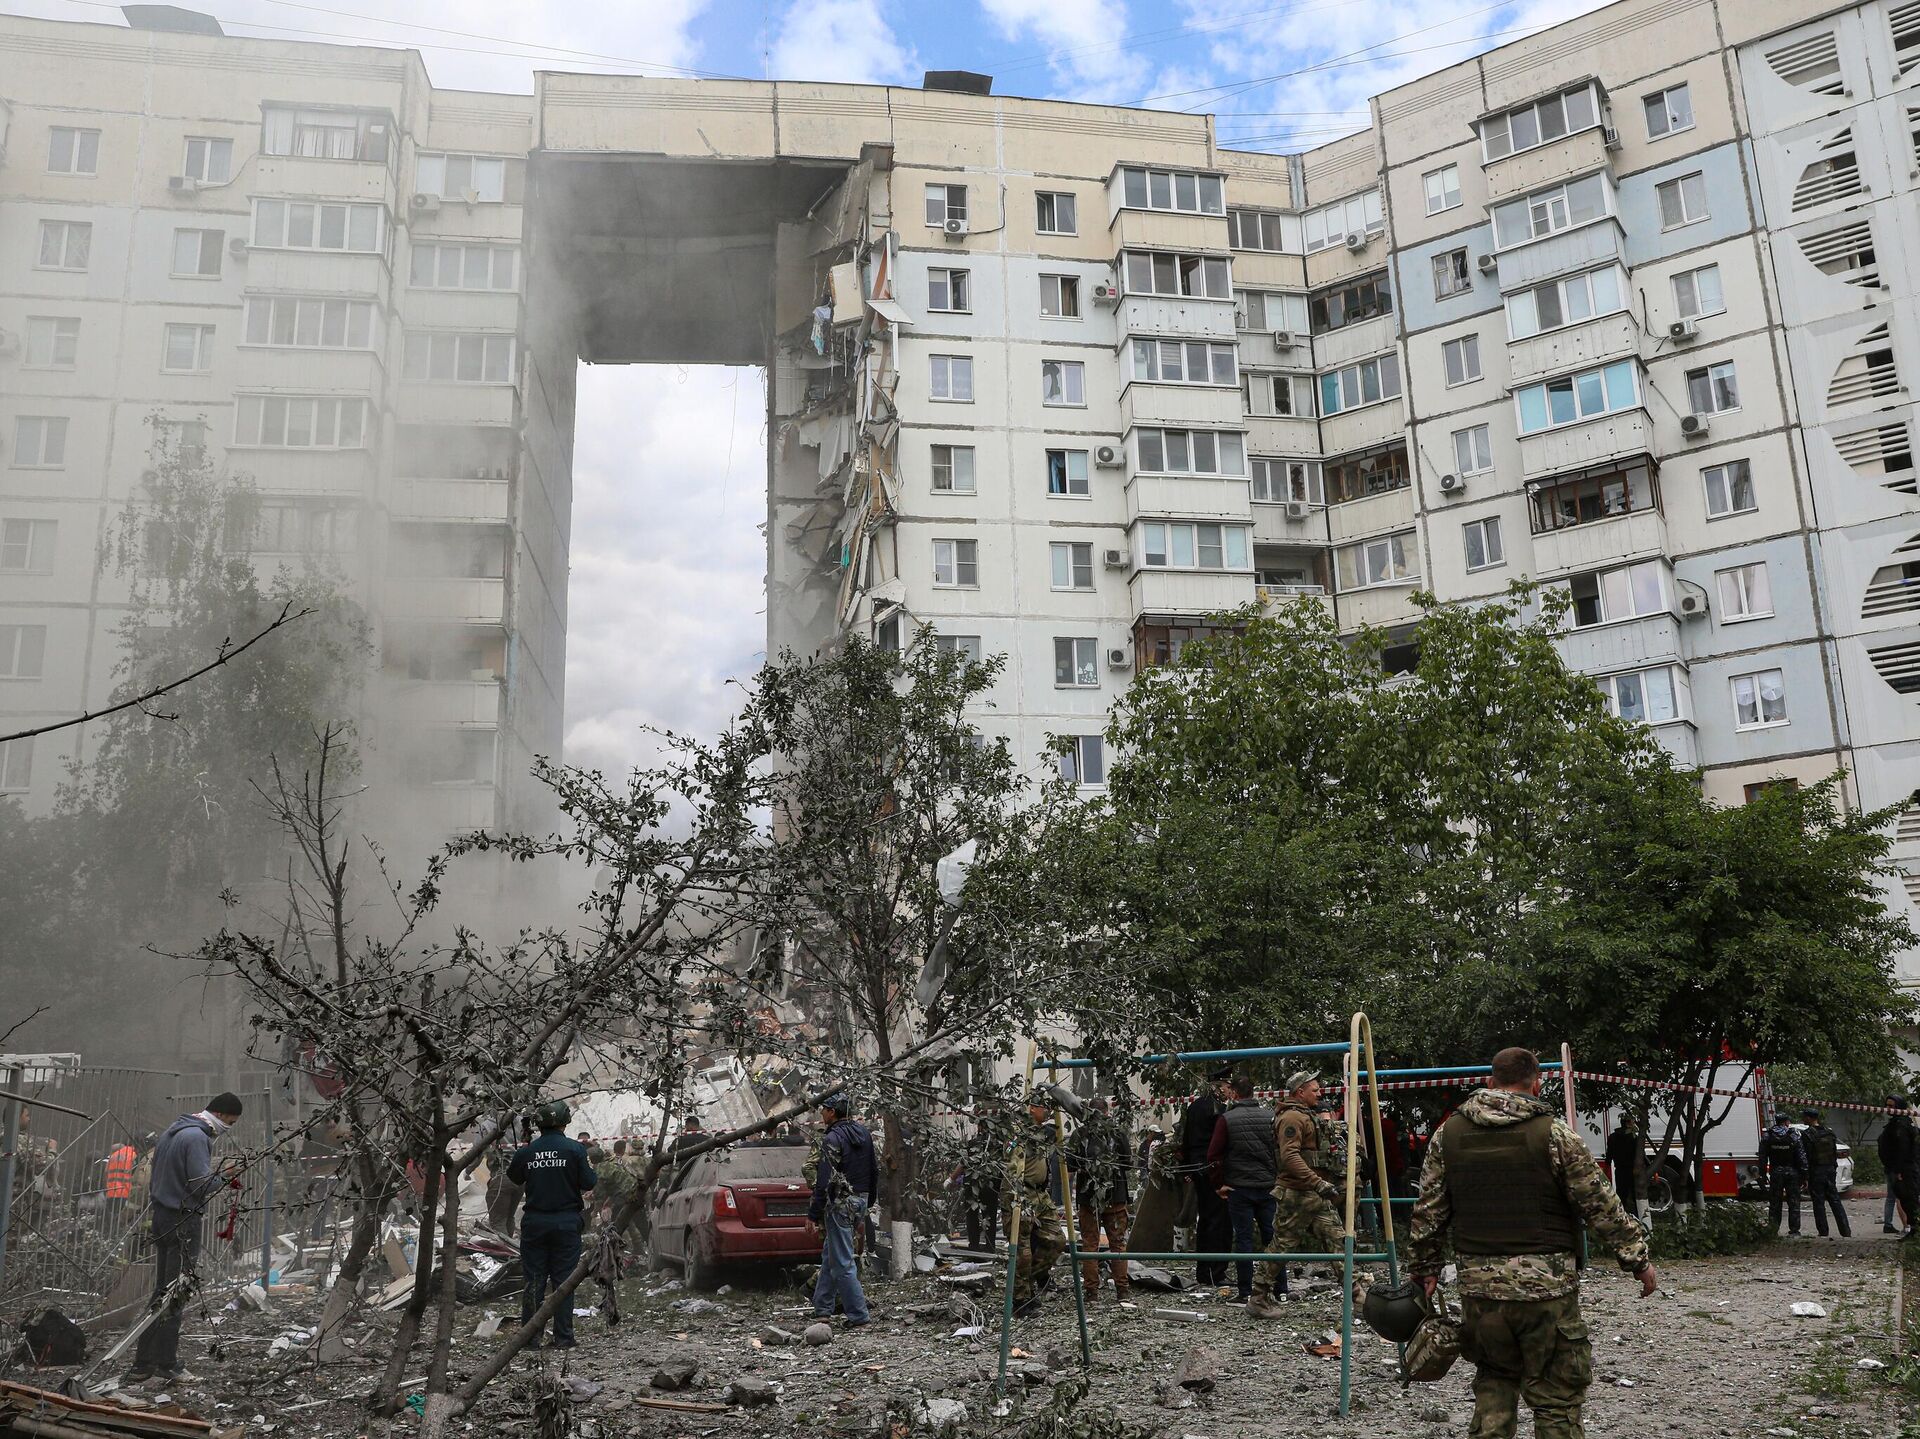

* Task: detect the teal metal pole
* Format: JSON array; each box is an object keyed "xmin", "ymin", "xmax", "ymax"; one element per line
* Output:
[
  {"xmin": 1066, "ymin": 1219, "xmax": 1091, "ymax": 1372},
  {"xmin": 1339, "ymin": 1232, "xmax": 1356, "ymax": 1417}
]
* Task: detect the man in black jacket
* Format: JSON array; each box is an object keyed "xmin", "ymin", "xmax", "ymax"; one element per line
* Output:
[
  {"xmin": 508, "ymin": 1100, "xmax": 597, "ymax": 1349},
  {"xmin": 1206, "ymin": 1077, "xmax": 1277, "ymax": 1303},
  {"xmin": 1180, "ymin": 1064, "xmax": 1234, "ymax": 1288},
  {"xmin": 1604, "ymin": 1115, "xmax": 1648, "ymax": 1220},
  {"xmin": 1798, "ymin": 1109, "xmax": 1850, "ymax": 1239},
  {"xmin": 1067, "ymin": 1097, "xmax": 1133, "ymax": 1300},
  {"xmin": 808, "ymin": 1094, "xmax": 876, "ymax": 1325},
  {"xmin": 1758, "ymin": 1113, "xmax": 1807, "ymax": 1237},
  {"xmin": 1880, "ymin": 1097, "xmax": 1918, "ymax": 1236}
]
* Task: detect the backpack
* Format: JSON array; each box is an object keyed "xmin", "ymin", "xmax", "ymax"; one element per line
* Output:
[{"xmin": 1400, "ymin": 1288, "xmax": 1462, "ymax": 1383}]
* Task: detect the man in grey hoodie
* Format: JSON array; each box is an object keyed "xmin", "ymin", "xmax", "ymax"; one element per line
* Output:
[{"xmin": 125, "ymin": 1091, "xmax": 243, "ymax": 1386}]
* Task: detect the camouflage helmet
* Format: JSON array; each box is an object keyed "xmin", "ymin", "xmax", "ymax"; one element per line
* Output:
[
  {"xmin": 533, "ymin": 1099, "xmax": 571, "ymax": 1130},
  {"xmin": 1362, "ymin": 1279, "xmax": 1427, "ymax": 1344}
]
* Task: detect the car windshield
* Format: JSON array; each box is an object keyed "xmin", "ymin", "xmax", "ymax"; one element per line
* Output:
[{"xmin": 663, "ymin": 1140, "xmax": 808, "ymax": 1195}]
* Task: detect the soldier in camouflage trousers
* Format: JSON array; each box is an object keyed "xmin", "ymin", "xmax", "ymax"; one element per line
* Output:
[
  {"xmin": 1408, "ymin": 1048, "xmax": 1656, "ymax": 1439},
  {"xmin": 1005, "ymin": 1097, "xmax": 1069, "ymax": 1315},
  {"xmin": 1248, "ymin": 1072, "xmax": 1352, "ymax": 1317}
]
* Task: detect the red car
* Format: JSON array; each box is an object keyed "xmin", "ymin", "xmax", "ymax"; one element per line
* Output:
[{"xmin": 648, "ymin": 1140, "xmax": 822, "ymax": 1288}]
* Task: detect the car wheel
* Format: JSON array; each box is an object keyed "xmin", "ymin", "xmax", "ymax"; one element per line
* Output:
[
  {"xmin": 687, "ymin": 1233, "xmax": 720, "ymax": 1291},
  {"xmin": 1649, "ymin": 1160, "xmax": 1684, "ymax": 1214}
]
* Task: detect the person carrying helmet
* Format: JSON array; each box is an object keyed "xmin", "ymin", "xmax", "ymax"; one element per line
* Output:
[{"xmin": 508, "ymin": 1099, "xmax": 597, "ymax": 1349}]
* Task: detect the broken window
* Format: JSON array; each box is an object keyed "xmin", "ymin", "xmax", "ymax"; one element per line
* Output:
[
  {"xmin": 263, "ymin": 106, "xmax": 391, "ymax": 163},
  {"xmin": 1041, "ymin": 359, "xmax": 1086, "ymax": 406},
  {"xmin": 1046, "ymin": 450, "xmax": 1090, "ymax": 497},
  {"xmin": 1059, "ymin": 735, "xmax": 1105, "ymax": 786},
  {"xmin": 1308, "ymin": 271, "xmax": 1392, "ymax": 333},
  {"xmin": 1432, "ymin": 248, "xmax": 1471, "ymax": 300}
]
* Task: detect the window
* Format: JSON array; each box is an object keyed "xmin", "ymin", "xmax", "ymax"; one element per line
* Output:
[
  {"xmin": 47, "ymin": 126, "xmax": 100, "ymax": 175},
  {"xmin": 933, "ymin": 633, "xmax": 983, "ymax": 663},
  {"xmin": 24, "ymin": 317, "xmax": 79, "ymax": 369},
  {"xmin": 37, "ymin": 220, "xmax": 91, "ymax": 270},
  {"xmin": 0, "ymin": 624, "xmax": 47, "ymax": 680},
  {"xmin": 251, "ymin": 199, "xmax": 383, "ymax": 253},
  {"xmin": 1132, "ymin": 339, "xmax": 1236, "ymax": 386},
  {"xmin": 1050, "ymin": 541, "xmax": 1094, "ymax": 589},
  {"xmin": 1685, "ymin": 360, "xmax": 1740, "ymax": 416},
  {"xmin": 1715, "ymin": 561, "xmax": 1773, "ymax": 621},
  {"xmin": 1301, "ymin": 189, "xmax": 1383, "ymax": 253},
  {"xmin": 1134, "ymin": 427, "xmax": 1246, "ymax": 475},
  {"xmin": 1320, "ymin": 353, "xmax": 1403, "ymax": 415},
  {"xmin": 263, "ymin": 107, "xmax": 390, "ymax": 162},
  {"xmin": 0, "ymin": 520, "xmax": 56, "ymax": 572},
  {"xmin": 1453, "ymin": 424, "xmax": 1494, "ymax": 476},
  {"xmin": 415, "ymin": 152, "xmax": 506, "ymax": 202},
  {"xmin": 1480, "ymin": 84, "xmax": 1600, "ymax": 161},
  {"xmin": 1743, "ymin": 777, "xmax": 1799, "ymax": 803},
  {"xmin": 1334, "ymin": 531, "xmax": 1419, "ymax": 590},
  {"xmin": 1142, "ymin": 522, "xmax": 1250, "ymax": 570},
  {"xmin": 928, "ymin": 267, "xmax": 970, "ymax": 312},
  {"xmin": 12, "ymin": 417, "xmax": 67, "ymax": 468},
  {"xmin": 162, "ymin": 324, "xmax": 215, "ymax": 373},
  {"xmin": 1241, "ymin": 372, "xmax": 1315, "ymax": 418},
  {"xmin": 1239, "ymin": 290, "xmax": 1308, "ymax": 332},
  {"xmin": 0, "ymin": 737, "xmax": 31, "ymax": 792},
  {"xmin": 1529, "ymin": 459, "xmax": 1659, "ymax": 532},
  {"xmin": 1059, "ymin": 735, "xmax": 1106, "ymax": 786},
  {"xmin": 933, "ymin": 538, "xmax": 978, "ymax": 587},
  {"xmin": 1516, "ymin": 360, "xmax": 1638, "ymax": 433},
  {"xmin": 1441, "ymin": 335, "xmax": 1482, "ymax": 386},
  {"xmin": 875, "ymin": 612, "xmax": 902, "ymax": 654},
  {"xmin": 1506, "ymin": 266, "xmax": 1626, "ymax": 339},
  {"xmin": 1047, "ymin": 450, "xmax": 1090, "ymax": 497},
  {"xmin": 1644, "ymin": 83, "xmax": 1694, "ymax": 138},
  {"xmin": 1039, "ymin": 274, "xmax": 1080, "ymax": 318},
  {"xmin": 1656, "ymin": 172, "xmax": 1709, "ymax": 229},
  {"xmin": 1463, "ymin": 516, "xmax": 1505, "ymax": 572},
  {"xmin": 1035, "ymin": 191, "xmax": 1077, "ymax": 235},
  {"xmin": 1424, "ymin": 164, "xmax": 1462, "ymax": 214},
  {"xmin": 1054, "ymin": 637, "xmax": 1099, "ymax": 688},
  {"xmin": 403, "ymin": 332, "xmax": 515, "ymax": 383},
  {"xmin": 929, "ymin": 354, "xmax": 974, "ymax": 402},
  {"xmin": 1229, "ymin": 207, "xmax": 1292, "ymax": 251},
  {"xmin": 1121, "ymin": 250, "xmax": 1232, "ymax": 299},
  {"xmin": 1041, "ymin": 359, "xmax": 1086, "ymax": 406},
  {"xmin": 1567, "ymin": 560, "xmax": 1665, "ymax": 626},
  {"xmin": 1118, "ymin": 167, "xmax": 1225, "ymax": 215},
  {"xmin": 411, "ymin": 242, "xmax": 518, "ymax": 290},
  {"xmin": 1491, "ymin": 174, "xmax": 1608, "ymax": 248},
  {"xmin": 231, "ymin": 501, "xmax": 358, "ymax": 555},
  {"xmin": 1602, "ymin": 667, "xmax": 1680, "ymax": 724},
  {"xmin": 1324, "ymin": 445, "xmax": 1410, "ymax": 504},
  {"xmin": 1703, "ymin": 458, "xmax": 1756, "ymax": 517},
  {"xmin": 1671, "ymin": 264, "xmax": 1724, "ymax": 320},
  {"xmin": 1433, "ymin": 249, "xmax": 1471, "ymax": 300},
  {"xmin": 1732, "ymin": 668, "xmax": 1788, "ymax": 728},
  {"xmin": 925, "ymin": 183, "xmax": 967, "ymax": 227},
  {"xmin": 245, "ymin": 296, "xmax": 376, "ymax": 349},
  {"xmin": 1308, "ymin": 272, "xmax": 1393, "ymax": 333},
  {"xmin": 233, "ymin": 395, "xmax": 367, "ymax": 448},
  {"xmin": 170, "ymin": 228, "xmax": 224, "ymax": 278},
  {"xmin": 182, "ymin": 136, "xmax": 232, "ymax": 184},
  {"xmin": 1252, "ymin": 456, "xmax": 1317, "ymax": 503},
  {"xmin": 931, "ymin": 444, "xmax": 976, "ymax": 493}
]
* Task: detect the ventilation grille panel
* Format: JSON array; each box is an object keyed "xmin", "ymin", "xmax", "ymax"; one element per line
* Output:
[
  {"xmin": 1863, "ymin": 535, "xmax": 1920, "ymax": 617},
  {"xmin": 1768, "ymin": 31, "xmax": 1845, "ymax": 95},
  {"xmin": 1800, "ymin": 220, "xmax": 1880, "ymax": 288},
  {"xmin": 1869, "ymin": 637, "xmax": 1920, "ymax": 693},
  {"xmin": 1834, "ymin": 419, "xmax": 1917, "ymax": 493},
  {"xmin": 1829, "ymin": 324, "xmax": 1901, "ymax": 407},
  {"xmin": 1894, "ymin": 1, "xmax": 1920, "ymax": 78},
  {"xmin": 1791, "ymin": 130, "xmax": 1864, "ymax": 211}
]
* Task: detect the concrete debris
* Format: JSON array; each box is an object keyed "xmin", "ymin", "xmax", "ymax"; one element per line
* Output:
[
  {"xmin": 910, "ymin": 1396, "xmax": 968, "ymax": 1433},
  {"xmin": 936, "ymin": 1272, "xmax": 993, "ymax": 1290},
  {"xmin": 1127, "ymin": 1265, "xmax": 1185, "ymax": 1292},
  {"xmin": 474, "ymin": 1314, "xmax": 502, "ymax": 1339},
  {"xmin": 236, "ymin": 1284, "xmax": 269, "ymax": 1313},
  {"xmin": 803, "ymin": 1322, "xmax": 833, "ymax": 1346},
  {"xmin": 1153, "ymin": 1378, "xmax": 1196, "ymax": 1410},
  {"xmin": 1788, "ymin": 1302, "xmax": 1826, "ymax": 1318},
  {"xmin": 669, "ymin": 1297, "xmax": 725, "ymax": 1316},
  {"xmin": 1855, "ymin": 1357, "xmax": 1886, "ymax": 1370},
  {"xmin": 1418, "ymin": 1404, "xmax": 1451, "ymax": 1423},
  {"xmin": 649, "ymin": 1359, "xmax": 699, "ymax": 1392},
  {"xmin": 563, "ymin": 1376, "xmax": 603, "ymax": 1403},
  {"xmin": 758, "ymin": 1325, "xmax": 799, "ymax": 1346},
  {"xmin": 1153, "ymin": 1309, "xmax": 1208, "ymax": 1322},
  {"xmin": 1014, "ymin": 1361, "xmax": 1051, "ymax": 1385},
  {"xmin": 722, "ymin": 1377, "xmax": 778, "ymax": 1407},
  {"xmin": 1177, "ymin": 1345, "xmax": 1220, "ymax": 1392}
]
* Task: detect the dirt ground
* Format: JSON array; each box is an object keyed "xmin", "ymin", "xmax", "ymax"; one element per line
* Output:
[{"xmin": 22, "ymin": 1197, "xmax": 1915, "ymax": 1437}]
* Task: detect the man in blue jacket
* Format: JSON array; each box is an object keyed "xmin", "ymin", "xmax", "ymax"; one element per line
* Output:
[
  {"xmin": 508, "ymin": 1100, "xmax": 596, "ymax": 1348},
  {"xmin": 808, "ymin": 1094, "xmax": 876, "ymax": 1325},
  {"xmin": 126, "ymin": 1091, "xmax": 244, "ymax": 1386}
]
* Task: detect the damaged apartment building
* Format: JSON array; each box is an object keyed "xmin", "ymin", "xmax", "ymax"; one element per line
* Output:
[{"xmin": 5, "ymin": 1, "xmax": 1920, "ymax": 987}]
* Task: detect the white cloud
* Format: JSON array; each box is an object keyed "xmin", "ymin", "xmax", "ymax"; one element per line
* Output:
[
  {"xmin": 769, "ymin": 0, "xmax": 917, "ymax": 85},
  {"xmin": 977, "ymin": 0, "xmax": 1147, "ymax": 104}
]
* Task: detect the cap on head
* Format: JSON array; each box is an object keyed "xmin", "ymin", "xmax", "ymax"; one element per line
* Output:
[
  {"xmin": 1207, "ymin": 1063, "xmax": 1235, "ymax": 1083},
  {"xmin": 1286, "ymin": 1071, "xmax": 1320, "ymax": 1095},
  {"xmin": 1801, "ymin": 1108, "xmax": 1820, "ymax": 1121},
  {"xmin": 819, "ymin": 1093, "xmax": 848, "ymax": 1117},
  {"xmin": 209, "ymin": 1091, "xmax": 244, "ymax": 1120},
  {"xmin": 685, "ymin": 1112, "xmax": 703, "ymax": 1127}
]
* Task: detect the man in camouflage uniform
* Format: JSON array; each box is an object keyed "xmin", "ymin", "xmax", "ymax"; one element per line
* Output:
[
  {"xmin": 1408, "ymin": 1047, "xmax": 1657, "ymax": 1439},
  {"xmin": 1247, "ymin": 1072, "xmax": 1349, "ymax": 1318},
  {"xmin": 1005, "ymin": 1095, "xmax": 1069, "ymax": 1317}
]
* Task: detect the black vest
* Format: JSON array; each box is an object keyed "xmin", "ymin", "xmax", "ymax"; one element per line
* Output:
[
  {"xmin": 1442, "ymin": 1111, "xmax": 1580, "ymax": 1257},
  {"xmin": 1802, "ymin": 1125, "xmax": 1837, "ymax": 1172},
  {"xmin": 1760, "ymin": 1129, "xmax": 1803, "ymax": 1171},
  {"xmin": 1219, "ymin": 1101, "xmax": 1278, "ymax": 1189}
]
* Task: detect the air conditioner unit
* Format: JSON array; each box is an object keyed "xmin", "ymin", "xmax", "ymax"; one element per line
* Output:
[
  {"xmin": 227, "ymin": 236, "xmax": 249, "ymax": 260},
  {"xmin": 0, "ymin": 329, "xmax": 17, "ymax": 358},
  {"xmin": 1091, "ymin": 280, "xmax": 1120, "ymax": 304},
  {"xmin": 1272, "ymin": 329, "xmax": 1297, "ymax": 351},
  {"xmin": 1668, "ymin": 318, "xmax": 1699, "ymax": 342},
  {"xmin": 942, "ymin": 216, "xmax": 969, "ymax": 240},
  {"xmin": 1283, "ymin": 499, "xmax": 1311, "ymax": 521},
  {"xmin": 411, "ymin": 192, "xmax": 441, "ymax": 213},
  {"xmin": 1093, "ymin": 444, "xmax": 1125, "ymax": 468},
  {"xmin": 1475, "ymin": 253, "xmax": 1497, "ymax": 275},
  {"xmin": 1680, "ymin": 412, "xmax": 1710, "ymax": 439},
  {"xmin": 1107, "ymin": 646, "xmax": 1131, "ymax": 669},
  {"xmin": 1438, "ymin": 472, "xmax": 1465, "ymax": 495},
  {"xmin": 1603, "ymin": 123, "xmax": 1622, "ymax": 150},
  {"xmin": 168, "ymin": 175, "xmax": 199, "ymax": 194},
  {"xmin": 1677, "ymin": 591, "xmax": 1709, "ymax": 619},
  {"xmin": 1343, "ymin": 231, "xmax": 1367, "ymax": 252},
  {"xmin": 1102, "ymin": 547, "xmax": 1128, "ymax": 569}
]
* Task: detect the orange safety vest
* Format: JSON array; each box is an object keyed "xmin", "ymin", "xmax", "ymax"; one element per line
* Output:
[{"xmin": 105, "ymin": 1144, "xmax": 136, "ymax": 1199}]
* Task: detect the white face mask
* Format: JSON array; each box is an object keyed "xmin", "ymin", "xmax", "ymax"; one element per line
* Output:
[{"xmin": 200, "ymin": 1110, "xmax": 231, "ymax": 1135}]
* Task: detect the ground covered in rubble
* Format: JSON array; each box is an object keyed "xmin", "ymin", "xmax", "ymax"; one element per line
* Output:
[{"xmin": 24, "ymin": 1199, "xmax": 1914, "ymax": 1438}]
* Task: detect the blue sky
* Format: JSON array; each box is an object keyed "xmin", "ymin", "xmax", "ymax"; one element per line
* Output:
[{"xmin": 9, "ymin": 0, "xmax": 1612, "ymax": 776}]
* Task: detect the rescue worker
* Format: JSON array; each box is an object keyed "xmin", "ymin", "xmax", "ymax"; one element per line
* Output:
[
  {"xmin": 1409, "ymin": 1047, "xmax": 1656, "ymax": 1439},
  {"xmin": 808, "ymin": 1094, "xmax": 876, "ymax": 1325},
  {"xmin": 507, "ymin": 1099, "xmax": 596, "ymax": 1349},
  {"xmin": 1067, "ymin": 1096, "xmax": 1132, "ymax": 1300},
  {"xmin": 954, "ymin": 1118, "xmax": 1001, "ymax": 1253},
  {"xmin": 1007, "ymin": 1094, "xmax": 1068, "ymax": 1317},
  {"xmin": 1799, "ymin": 1109, "xmax": 1851, "ymax": 1240},
  {"xmin": 1758, "ymin": 1112, "xmax": 1808, "ymax": 1237},
  {"xmin": 1206, "ymin": 1076, "xmax": 1277, "ymax": 1304},
  {"xmin": 1180, "ymin": 1065, "xmax": 1234, "ymax": 1290},
  {"xmin": 104, "ymin": 1135, "xmax": 139, "ymax": 1226},
  {"xmin": 1248, "ymin": 1072, "xmax": 1348, "ymax": 1318}
]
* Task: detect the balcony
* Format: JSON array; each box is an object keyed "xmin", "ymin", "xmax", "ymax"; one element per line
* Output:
[
  {"xmin": 1494, "ymin": 220, "xmax": 1623, "ymax": 294},
  {"xmin": 242, "ymin": 248, "xmax": 391, "ymax": 301},
  {"xmin": 1336, "ymin": 583, "xmax": 1422, "ymax": 630},
  {"xmin": 1649, "ymin": 718, "xmax": 1699, "ymax": 769},
  {"xmin": 1126, "ymin": 473, "xmax": 1251, "ymax": 522},
  {"xmin": 390, "ymin": 476, "xmax": 511, "ymax": 524},
  {"xmin": 1483, "ymin": 126, "xmax": 1612, "ymax": 202},
  {"xmin": 398, "ymin": 678, "xmax": 504, "ymax": 727},
  {"xmin": 1258, "ymin": 582, "xmax": 1333, "ymax": 622},
  {"xmin": 413, "ymin": 781, "xmax": 499, "ymax": 834},
  {"xmin": 233, "ymin": 446, "xmax": 379, "ymax": 498},
  {"xmin": 237, "ymin": 347, "xmax": 386, "ymax": 395},
  {"xmin": 1128, "ymin": 568, "xmax": 1255, "ymax": 617},
  {"xmin": 1507, "ymin": 311, "xmax": 1639, "ymax": 386},
  {"xmin": 397, "ymin": 381, "xmax": 519, "ymax": 428},
  {"xmin": 1319, "ymin": 401, "xmax": 1405, "ymax": 461},
  {"xmin": 1555, "ymin": 612, "xmax": 1683, "ymax": 674},
  {"xmin": 385, "ymin": 576, "xmax": 506, "ymax": 625},
  {"xmin": 1120, "ymin": 383, "xmax": 1246, "ymax": 429},
  {"xmin": 1117, "ymin": 294, "xmax": 1237, "ymax": 342},
  {"xmin": 1109, "ymin": 209, "xmax": 1230, "ymax": 253},
  {"xmin": 254, "ymin": 154, "xmax": 397, "ymax": 206},
  {"xmin": 1520, "ymin": 409, "xmax": 1652, "ymax": 479},
  {"xmin": 1529, "ymin": 508, "xmax": 1668, "ymax": 578},
  {"xmin": 1326, "ymin": 485, "xmax": 1416, "ymax": 544}
]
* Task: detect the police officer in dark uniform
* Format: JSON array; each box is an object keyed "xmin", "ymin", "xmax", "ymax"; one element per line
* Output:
[
  {"xmin": 1180, "ymin": 1064, "xmax": 1234, "ymax": 1289},
  {"xmin": 1758, "ymin": 1112, "xmax": 1807, "ymax": 1237},
  {"xmin": 508, "ymin": 1099, "xmax": 597, "ymax": 1348},
  {"xmin": 1799, "ymin": 1109, "xmax": 1851, "ymax": 1239}
]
